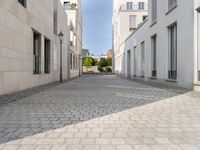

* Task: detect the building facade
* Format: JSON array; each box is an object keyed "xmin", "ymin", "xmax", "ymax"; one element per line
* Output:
[
  {"xmin": 113, "ymin": 0, "xmax": 200, "ymax": 89},
  {"xmin": 0, "ymin": 0, "xmax": 72, "ymax": 95},
  {"xmin": 112, "ymin": 0, "xmax": 148, "ymax": 74},
  {"xmin": 60, "ymin": 0, "xmax": 83, "ymax": 78}
]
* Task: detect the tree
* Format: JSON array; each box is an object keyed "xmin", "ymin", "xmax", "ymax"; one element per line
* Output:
[
  {"xmin": 83, "ymin": 57, "xmax": 93, "ymax": 72},
  {"xmin": 107, "ymin": 58, "xmax": 112, "ymax": 66}
]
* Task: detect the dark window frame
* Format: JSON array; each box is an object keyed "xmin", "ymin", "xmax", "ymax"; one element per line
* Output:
[
  {"xmin": 33, "ymin": 30, "xmax": 41, "ymax": 75},
  {"xmin": 44, "ymin": 38, "xmax": 51, "ymax": 74},
  {"xmin": 18, "ymin": 0, "xmax": 27, "ymax": 8}
]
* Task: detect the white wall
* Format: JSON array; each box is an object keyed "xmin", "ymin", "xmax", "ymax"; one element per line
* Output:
[
  {"xmin": 112, "ymin": 0, "xmax": 148, "ymax": 74},
  {"xmin": 120, "ymin": 0, "xmax": 197, "ymax": 89},
  {"xmin": 0, "ymin": 0, "xmax": 70, "ymax": 95}
]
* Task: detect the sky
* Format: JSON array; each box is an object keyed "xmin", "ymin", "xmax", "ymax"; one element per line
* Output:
[{"xmin": 82, "ymin": 0, "xmax": 113, "ymax": 55}]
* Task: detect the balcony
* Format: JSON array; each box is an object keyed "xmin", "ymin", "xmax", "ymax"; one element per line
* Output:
[{"xmin": 120, "ymin": 4, "xmax": 148, "ymax": 12}]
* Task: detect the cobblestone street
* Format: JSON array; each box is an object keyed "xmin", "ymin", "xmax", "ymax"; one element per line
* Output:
[{"xmin": 0, "ymin": 75, "xmax": 200, "ymax": 150}]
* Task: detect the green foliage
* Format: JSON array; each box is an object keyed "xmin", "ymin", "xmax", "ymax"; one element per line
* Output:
[
  {"xmin": 97, "ymin": 66, "xmax": 104, "ymax": 73},
  {"xmin": 107, "ymin": 58, "xmax": 112, "ymax": 66},
  {"xmin": 82, "ymin": 57, "xmax": 98, "ymax": 66},
  {"xmin": 83, "ymin": 57, "xmax": 93, "ymax": 72},
  {"xmin": 97, "ymin": 58, "xmax": 112, "ymax": 73},
  {"xmin": 105, "ymin": 66, "xmax": 112, "ymax": 72}
]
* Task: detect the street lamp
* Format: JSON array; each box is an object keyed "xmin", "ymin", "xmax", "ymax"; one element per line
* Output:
[{"xmin": 58, "ymin": 31, "xmax": 64, "ymax": 83}]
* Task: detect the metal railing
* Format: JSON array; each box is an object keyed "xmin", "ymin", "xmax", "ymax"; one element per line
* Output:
[{"xmin": 120, "ymin": 4, "xmax": 148, "ymax": 11}]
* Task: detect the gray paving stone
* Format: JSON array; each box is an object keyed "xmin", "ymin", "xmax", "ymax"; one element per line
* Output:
[{"xmin": 0, "ymin": 75, "xmax": 199, "ymax": 149}]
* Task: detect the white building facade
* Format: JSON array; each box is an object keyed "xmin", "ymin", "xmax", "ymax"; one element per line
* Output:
[
  {"xmin": 114, "ymin": 0, "xmax": 200, "ymax": 89},
  {"xmin": 0, "ymin": 0, "xmax": 72, "ymax": 95},
  {"xmin": 60, "ymin": 0, "xmax": 83, "ymax": 78},
  {"xmin": 112, "ymin": 0, "xmax": 148, "ymax": 74}
]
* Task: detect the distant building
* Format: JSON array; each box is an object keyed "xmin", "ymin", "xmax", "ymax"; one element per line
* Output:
[
  {"xmin": 82, "ymin": 49, "xmax": 91, "ymax": 58},
  {"xmin": 107, "ymin": 49, "xmax": 113, "ymax": 59},
  {"xmin": 91, "ymin": 55, "xmax": 107, "ymax": 62}
]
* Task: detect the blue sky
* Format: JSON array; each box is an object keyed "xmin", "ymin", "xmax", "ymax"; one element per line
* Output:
[{"xmin": 82, "ymin": 0, "xmax": 112, "ymax": 55}]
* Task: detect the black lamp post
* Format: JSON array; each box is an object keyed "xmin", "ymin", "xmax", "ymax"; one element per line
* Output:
[{"xmin": 58, "ymin": 31, "xmax": 64, "ymax": 83}]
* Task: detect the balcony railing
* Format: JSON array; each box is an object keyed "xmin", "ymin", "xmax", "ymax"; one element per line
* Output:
[
  {"xmin": 168, "ymin": 0, "xmax": 177, "ymax": 10},
  {"xmin": 120, "ymin": 4, "xmax": 148, "ymax": 11}
]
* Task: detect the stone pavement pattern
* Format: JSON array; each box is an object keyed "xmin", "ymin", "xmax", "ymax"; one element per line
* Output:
[{"xmin": 0, "ymin": 75, "xmax": 200, "ymax": 150}]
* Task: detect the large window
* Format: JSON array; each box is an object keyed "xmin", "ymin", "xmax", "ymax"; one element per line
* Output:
[
  {"xmin": 168, "ymin": 0, "xmax": 177, "ymax": 10},
  {"xmin": 73, "ymin": 55, "xmax": 75, "ymax": 69},
  {"xmin": 138, "ymin": 2, "xmax": 145, "ymax": 10},
  {"xmin": 33, "ymin": 31, "xmax": 41, "ymax": 74},
  {"xmin": 134, "ymin": 46, "xmax": 137, "ymax": 76},
  {"xmin": 18, "ymin": 0, "xmax": 26, "ymax": 8},
  {"xmin": 141, "ymin": 42, "xmax": 145, "ymax": 77},
  {"xmin": 44, "ymin": 38, "xmax": 51, "ymax": 74},
  {"xmin": 168, "ymin": 24, "xmax": 177, "ymax": 80},
  {"xmin": 151, "ymin": 0, "xmax": 157, "ymax": 23},
  {"xmin": 70, "ymin": 53, "xmax": 73, "ymax": 69},
  {"xmin": 198, "ymin": 10, "xmax": 200, "ymax": 81},
  {"xmin": 126, "ymin": 2, "xmax": 133, "ymax": 10},
  {"xmin": 151, "ymin": 35, "xmax": 157, "ymax": 77},
  {"xmin": 129, "ymin": 15, "xmax": 136, "ymax": 31}
]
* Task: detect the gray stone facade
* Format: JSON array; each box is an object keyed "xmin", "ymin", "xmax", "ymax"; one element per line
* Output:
[{"xmin": 0, "ymin": 0, "xmax": 71, "ymax": 95}]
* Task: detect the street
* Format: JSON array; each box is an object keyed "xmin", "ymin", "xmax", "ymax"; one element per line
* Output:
[{"xmin": 0, "ymin": 75, "xmax": 200, "ymax": 150}]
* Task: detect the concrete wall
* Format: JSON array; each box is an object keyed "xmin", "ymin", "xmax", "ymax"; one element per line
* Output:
[
  {"xmin": 118, "ymin": 0, "xmax": 198, "ymax": 89},
  {"xmin": 0, "ymin": 0, "xmax": 70, "ymax": 95},
  {"xmin": 112, "ymin": 0, "xmax": 148, "ymax": 74}
]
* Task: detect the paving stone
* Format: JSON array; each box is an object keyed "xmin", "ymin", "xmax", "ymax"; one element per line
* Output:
[{"xmin": 0, "ymin": 75, "xmax": 199, "ymax": 149}]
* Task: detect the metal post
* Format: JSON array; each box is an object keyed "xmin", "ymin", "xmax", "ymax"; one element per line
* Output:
[{"xmin": 60, "ymin": 40, "xmax": 63, "ymax": 83}]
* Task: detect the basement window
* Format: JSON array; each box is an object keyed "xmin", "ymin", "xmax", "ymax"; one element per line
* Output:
[{"xmin": 18, "ymin": 0, "xmax": 26, "ymax": 8}]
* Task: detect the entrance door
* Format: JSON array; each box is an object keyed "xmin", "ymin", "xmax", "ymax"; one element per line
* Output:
[{"xmin": 127, "ymin": 50, "xmax": 131, "ymax": 77}]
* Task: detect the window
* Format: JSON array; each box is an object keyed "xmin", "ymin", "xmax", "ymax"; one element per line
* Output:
[
  {"xmin": 168, "ymin": 24, "xmax": 177, "ymax": 80},
  {"xmin": 53, "ymin": 0, "xmax": 58, "ymax": 34},
  {"xmin": 141, "ymin": 42, "xmax": 145, "ymax": 76},
  {"xmin": 129, "ymin": 15, "xmax": 136, "ymax": 31},
  {"xmin": 127, "ymin": 50, "xmax": 131, "ymax": 77},
  {"xmin": 44, "ymin": 38, "xmax": 51, "ymax": 74},
  {"xmin": 143, "ymin": 15, "xmax": 148, "ymax": 21},
  {"xmin": 168, "ymin": 0, "xmax": 177, "ymax": 10},
  {"xmin": 73, "ymin": 55, "xmax": 75, "ymax": 69},
  {"xmin": 151, "ymin": 0, "xmax": 157, "ymax": 23},
  {"xmin": 70, "ymin": 53, "xmax": 73, "ymax": 69},
  {"xmin": 126, "ymin": 2, "xmax": 133, "ymax": 10},
  {"xmin": 198, "ymin": 11, "xmax": 200, "ymax": 81},
  {"xmin": 138, "ymin": 2, "xmax": 145, "ymax": 10},
  {"xmin": 64, "ymin": 1, "xmax": 70, "ymax": 10},
  {"xmin": 18, "ymin": 0, "xmax": 26, "ymax": 8},
  {"xmin": 151, "ymin": 35, "xmax": 157, "ymax": 77},
  {"xmin": 33, "ymin": 31, "xmax": 41, "ymax": 74},
  {"xmin": 133, "ymin": 46, "xmax": 137, "ymax": 76}
]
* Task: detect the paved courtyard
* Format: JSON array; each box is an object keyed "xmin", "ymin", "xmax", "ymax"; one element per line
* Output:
[{"xmin": 0, "ymin": 75, "xmax": 200, "ymax": 150}]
